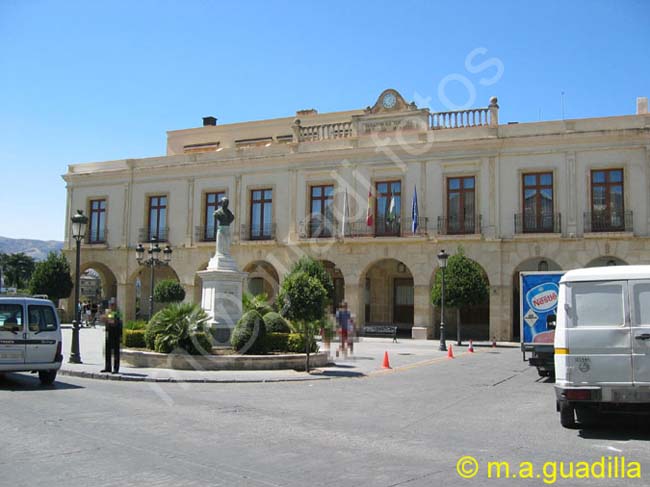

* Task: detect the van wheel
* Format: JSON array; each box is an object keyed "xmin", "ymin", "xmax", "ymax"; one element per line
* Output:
[
  {"xmin": 559, "ymin": 403, "xmax": 577, "ymax": 429},
  {"xmin": 38, "ymin": 370, "xmax": 57, "ymax": 385}
]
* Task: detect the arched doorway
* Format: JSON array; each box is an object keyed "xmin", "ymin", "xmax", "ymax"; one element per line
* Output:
[
  {"xmin": 587, "ymin": 256, "xmax": 628, "ymax": 267},
  {"xmin": 242, "ymin": 261, "xmax": 280, "ymax": 301},
  {"xmin": 131, "ymin": 265, "xmax": 181, "ymax": 319},
  {"xmin": 320, "ymin": 260, "xmax": 345, "ymax": 313},
  {"xmin": 361, "ymin": 259, "xmax": 414, "ymax": 336},
  {"xmin": 511, "ymin": 258, "xmax": 562, "ymax": 340},
  {"xmin": 79, "ymin": 262, "xmax": 117, "ymax": 308}
]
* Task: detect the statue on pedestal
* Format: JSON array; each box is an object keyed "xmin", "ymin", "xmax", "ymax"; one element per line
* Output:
[{"xmin": 215, "ymin": 197, "xmax": 235, "ymax": 257}]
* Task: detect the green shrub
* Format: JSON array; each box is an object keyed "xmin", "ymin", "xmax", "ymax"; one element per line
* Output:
[
  {"xmin": 124, "ymin": 320, "xmax": 147, "ymax": 331},
  {"xmin": 263, "ymin": 312, "xmax": 291, "ymax": 333},
  {"xmin": 231, "ymin": 310, "xmax": 266, "ymax": 354},
  {"xmin": 123, "ymin": 329, "xmax": 146, "ymax": 348},
  {"xmin": 154, "ymin": 279, "xmax": 186, "ymax": 303},
  {"xmin": 145, "ymin": 303, "xmax": 210, "ymax": 354},
  {"xmin": 265, "ymin": 332, "xmax": 289, "ymax": 352},
  {"xmin": 185, "ymin": 332, "xmax": 213, "ymax": 355},
  {"xmin": 287, "ymin": 333, "xmax": 319, "ymax": 353}
]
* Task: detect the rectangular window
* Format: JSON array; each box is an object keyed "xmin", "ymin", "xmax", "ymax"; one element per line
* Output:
[
  {"xmin": 375, "ymin": 180, "xmax": 401, "ymax": 236},
  {"xmin": 204, "ymin": 192, "xmax": 225, "ymax": 241},
  {"xmin": 148, "ymin": 195, "xmax": 167, "ymax": 241},
  {"xmin": 591, "ymin": 169, "xmax": 624, "ymax": 231},
  {"xmin": 633, "ymin": 282, "xmax": 650, "ymax": 325},
  {"xmin": 522, "ymin": 173, "xmax": 554, "ymax": 232},
  {"xmin": 250, "ymin": 189, "xmax": 273, "ymax": 240},
  {"xmin": 89, "ymin": 199, "xmax": 106, "ymax": 243},
  {"xmin": 0, "ymin": 304, "xmax": 23, "ymax": 332},
  {"xmin": 28, "ymin": 305, "xmax": 58, "ymax": 333},
  {"xmin": 569, "ymin": 281, "xmax": 625, "ymax": 327},
  {"xmin": 309, "ymin": 185, "xmax": 335, "ymax": 237},
  {"xmin": 447, "ymin": 176, "xmax": 475, "ymax": 234}
]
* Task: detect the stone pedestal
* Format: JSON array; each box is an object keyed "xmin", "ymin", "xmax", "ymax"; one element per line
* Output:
[
  {"xmin": 411, "ymin": 326, "xmax": 430, "ymax": 340},
  {"xmin": 198, "ymin": 269, "xmax": 247, "ymax": 346}
]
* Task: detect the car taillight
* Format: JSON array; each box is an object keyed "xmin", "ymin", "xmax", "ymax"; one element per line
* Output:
[
  {"xmin": 565, "ymin": 389, "xmax": 592, "ymax": 400},
  {"xmin": 55, "ymin": 341, "xmax": 62, "ymax": 361}
]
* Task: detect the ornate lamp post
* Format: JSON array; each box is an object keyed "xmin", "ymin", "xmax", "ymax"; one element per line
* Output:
[
  {"xmin": 70, "ymin": 209, "xmax": 88, "ymax": 363},
  {"xmin": 437, "ymin": 249, "xmax": 449, "ymax": 352},
  {"xmin": 136, "ymin": 237, "xmax": 172, "ymax": 321}
]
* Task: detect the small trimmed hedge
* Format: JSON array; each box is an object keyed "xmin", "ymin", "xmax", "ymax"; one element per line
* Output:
[
  {"xmin": 123, "ymin": 329, "xmax": 146, "ymax": 348},
  {"xmin": 231, "ymin": 310, "xmax": 266, "ymax": 354},
  {"xmin": 263, "ymin": 312, "xmax": 291, "ymax": 333},
  {"xmin": 287, "ymin": 333, "xmax": 319, "ymax": 353},
  {"xmin": 265, "ymin": 333, "xmax": 318, "ymax": 353},
  {"xmin": 153, "ymin": 332, "xmax": 212, "ymax": 355},
  {"xmin": 124, "ymin": 320, "xmax": 147, "ymax": 331}
]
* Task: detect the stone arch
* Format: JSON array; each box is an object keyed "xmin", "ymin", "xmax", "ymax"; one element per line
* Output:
[
  {"xmin": 359, "ymin": 258, "xmax": 414, "ymax": 335},
  {"xmin": 511, "ymin": 257, "xmax": 562, "ymax": 340},
  {"xmin": 429, "ymin": 255, "xmax": 491, "ymax": 341},
  {"xmin": 242, "ymin": 260, "xmax": 280, "ymax": 301},
  {"xmin": 128, "ymin": 264, "xmax": 181, "ymax": 320},
  {"xmin": 586, "ymin": 256, "xmax": 628, "ymax": 267},
  {"xmin": 79, "ymin": 261, "xmax": 118, "ymax": 307}
]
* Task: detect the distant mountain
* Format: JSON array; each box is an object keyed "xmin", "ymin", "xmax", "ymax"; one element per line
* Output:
[{"xmin": 0, "ymin": 236, "xmax": 64, "ymax": 261}]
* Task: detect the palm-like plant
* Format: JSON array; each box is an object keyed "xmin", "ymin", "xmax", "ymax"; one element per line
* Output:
[
  {"xmin": 145, "ymin": 303, "xmax": 210, "ymax": 353},
  {"xmin": 242, "ymin": 292, "xmax": 272, "ymax": 316}
]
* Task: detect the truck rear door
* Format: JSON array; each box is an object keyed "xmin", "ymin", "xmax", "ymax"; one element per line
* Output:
[
  {"xmin": 25, "ymin": 304, "xmax": 59, "ymax": 363},
  {"xmin": 0, "ymin": 303, "xmax": 25, "ymax": 365},
  {"xmin": 565, "ymin": 280, "xmax": 632, "ymax": 385}
]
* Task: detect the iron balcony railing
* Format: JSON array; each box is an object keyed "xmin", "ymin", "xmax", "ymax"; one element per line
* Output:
[
  {"xmin": 437, "ymin": 214, "xmax": 482, "ymax": 235},
  {"xmin": 298, "ymin": 217, "xmax": 338, "ymax": 239},
  {"xmin": 195, "ymin": 225, "xmax": 217, "ymax": 242},
  {"xmin": 584, "ymin": 210, "xmax": 633, "ymax": 233},
  {"xmin": 138, "ymin": 227, "xmax": 169, "ymax": 243},
  {"xmin": 514, "ymin": 212, "xmax": 561, "ymax": 234},
  {"xmin": 340, "ymin": 216, "xmax": 428, "ymax": 238},
  {"xmin": 240, "ymin": 222, "xmax": 276, "ymax": 241}
]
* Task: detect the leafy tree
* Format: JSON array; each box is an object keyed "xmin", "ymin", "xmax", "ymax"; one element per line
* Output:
[
  {"xmin": 431, "ymin": 247, "xmax": 489, "ymax": 344},
  {"xmin": 28, "ymin": 252, "xmax": 73, "ymax": 303},
  {"xmin": 278, "ymin": 270, "xmax": 327, "ymax": 372},
  {"xmin": 1, "ymin": 252, "xmax": 36, "ymax": 289},
  {"xmin": 153, "ymin": 279, "xmax": 186, "ymax": 303},
  {"xmin": 291, "ymin": 257, "xmax": 335, "ymax": 305}
]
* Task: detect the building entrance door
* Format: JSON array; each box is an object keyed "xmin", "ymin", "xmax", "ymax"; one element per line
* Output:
[{"xmin": 393, "ymin": 278, "xmax": 414, "ymax": 325}]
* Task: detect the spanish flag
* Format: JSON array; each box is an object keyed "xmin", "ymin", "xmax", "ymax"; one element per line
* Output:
[{"xmin": 366, "ymin": 189, "xmax": 373, "ymax": 226}]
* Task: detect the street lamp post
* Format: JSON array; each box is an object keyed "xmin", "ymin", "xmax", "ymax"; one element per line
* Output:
[
  {"xmin": 437, "ymin": 249, "xmax": 449, "ymax": 352},
  {"xmin": 70, "ymin": 209, "xmax": 88, "ymax": 364},
  {"xmin": 136, "ymin": 237, "xmax": 173, "ymax": 321}
]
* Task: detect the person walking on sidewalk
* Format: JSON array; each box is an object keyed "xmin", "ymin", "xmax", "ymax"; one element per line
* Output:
[
  {"xmin": 336, "ymin": 302, "xmax": 351, "ymax": 357},
  {"xmin": 101, "ymin": 301, "xmax": 122, "ymax": 374}
]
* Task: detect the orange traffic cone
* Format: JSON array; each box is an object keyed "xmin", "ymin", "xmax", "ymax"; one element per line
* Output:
[
  {"xmin": 382, "ymin": 351, "xmax": 391, "ymax": 369},
  {"xmin": 447, "ymin": 344, "xmax": 455, "ymax": 359},
  {"xmin": 468, "ymin": 340, "xmax": 474, "ymax": 353}
]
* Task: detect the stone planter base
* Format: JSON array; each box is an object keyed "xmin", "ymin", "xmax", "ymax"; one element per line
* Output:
[{"xmin": 122, "ymin": 349, "xmax": 330, "ymax": 371}]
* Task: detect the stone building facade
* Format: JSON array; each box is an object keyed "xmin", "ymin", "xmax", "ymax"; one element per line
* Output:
[{"xmin": 62, "ymin": 90, "xmax": 650, "ymax": 340}]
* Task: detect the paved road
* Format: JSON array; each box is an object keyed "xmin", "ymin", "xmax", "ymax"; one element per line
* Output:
[{"xmin": 2, "ymin": 346, "xmax": 649, "ymax": 486}]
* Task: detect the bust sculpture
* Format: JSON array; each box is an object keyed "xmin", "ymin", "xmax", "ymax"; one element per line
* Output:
[
  {"xmin": 215, "ymin": 197, "xmax": 234, "ymax": 226},
  {"xmin": 213, "ymin": 198, "xmax": 235, "ymax": 264}
]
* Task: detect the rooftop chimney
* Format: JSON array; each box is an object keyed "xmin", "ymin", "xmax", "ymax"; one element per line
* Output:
[
  {"xmin": 637, "ymin": 97, "xmax": 648, "ymax": 115},
  {"xmin": 203, "ymin": 116, "xmax": 217, "ymax": 126}
]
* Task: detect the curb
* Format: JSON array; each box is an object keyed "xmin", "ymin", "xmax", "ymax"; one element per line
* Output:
[{"xmin": 58, "ymin": 368, "xmax": 333, "ymax": 384}]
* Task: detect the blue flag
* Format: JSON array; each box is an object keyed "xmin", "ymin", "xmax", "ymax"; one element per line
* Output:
[{"xmin": 411, "ymin": 186, "xmax": 419, "ymax": 233}]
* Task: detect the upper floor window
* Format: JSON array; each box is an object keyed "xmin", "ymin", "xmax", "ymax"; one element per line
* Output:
[
  {"xmin": 591, "ymin": 169, "xmax": 624, "ymax": 231},
  {"xmin": 522, "ymin": 172, "xmax": 554, "ymax": 233},
  {"xmin": 148, "ymin": 195, "xmax": 168, "ymax": 241},
  {"xmin": 309, "ymin": 185, "xmax": 335, "ymax": 237},
  {"xmin": 446, "ymin": 176, "xmax": 475, "ymax": 234},
  {"xmin": 250, "ymin": 189, "xmax": 273, "ymax": 240},
  {"xmin": 375, "ymin": 181, "xmax": 401, "ymax": 236},
  {"xmin": 88, "ymin": 199, "xmax": 106, "ymax": 243},
  {"xmin": 204, "ymin": 192, "xmax": 225, "ymax": 241}
]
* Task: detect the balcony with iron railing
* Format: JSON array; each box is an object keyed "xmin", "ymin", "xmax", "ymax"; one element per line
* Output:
[
  {"xmin": 240, "ymin": 222, "xmax": 276, "ymax": 241},
  {"xmin": 138, "ymin": 227, "xmax": 169, "ymax": 243},
  {"xmin": 514, "ymin": 212, "xmax": 561, "ymax": 234},
  {"xmin": 298, "ymin": 217, "xmax": 338, "ymax": 239},
  {"xmin": 342, "ymin": 216, "xmax": 429, "ymax": 238},
  {"xmin": 437, "ymin": 215, "xmax": 482, "ymax": 236},
  {"xmin": 195, "ymin": 225, "xmax": 217, "ymax": 243},
  {"xmin": 584, "ymin": 210, "xmax": 633, "ymax": 233}
]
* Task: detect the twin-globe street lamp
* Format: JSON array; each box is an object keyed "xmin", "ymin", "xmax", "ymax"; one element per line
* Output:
[
  {"xmin": 437, "ymin": 249, "xmax": 449, "ymax": 352},
  {"xmin": 69, "ymin": 209, "xmax": 88, "ymax": 364},
  {"xmin": 136, "ymin": 237, "xmax": 172, "ymax": 321}
]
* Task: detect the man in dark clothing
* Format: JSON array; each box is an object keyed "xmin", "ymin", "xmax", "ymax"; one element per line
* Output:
[{"xmin": 101, "ymin": 302, "xmax": 122, "ymax": 374}]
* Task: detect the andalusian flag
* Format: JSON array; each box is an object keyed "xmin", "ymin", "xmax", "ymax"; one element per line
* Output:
[
  {"xmin": 366, "ymin": 189, "xmax": 373, "ymax": 226},
  {"xmin": 411, "ymin": 186, "xmax": 419, "ymax": 233}
]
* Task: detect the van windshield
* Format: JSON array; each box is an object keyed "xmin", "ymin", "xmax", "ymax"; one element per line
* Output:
[{"xmin": 569, "ymin": 281, "xmax": 625, "ymax": 327}]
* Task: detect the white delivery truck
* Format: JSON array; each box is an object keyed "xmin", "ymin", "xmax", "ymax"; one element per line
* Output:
[{"xmin": 554, "ymin": 266, "xmax": 650, "ymax": 428}]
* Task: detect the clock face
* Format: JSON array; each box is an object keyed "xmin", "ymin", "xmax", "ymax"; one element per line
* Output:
[{"xmin": 382, "ymin": 93, "xmax": 397, "ymax": 109}]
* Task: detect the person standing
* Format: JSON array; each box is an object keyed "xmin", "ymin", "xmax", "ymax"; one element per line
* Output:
[
  {"xmin": 101, "ymin": 301, "xmax": 122, "ymax": 374},
  {"xmin": 336, "ymin": 302, "xmax": 351, "ymax": 357}
]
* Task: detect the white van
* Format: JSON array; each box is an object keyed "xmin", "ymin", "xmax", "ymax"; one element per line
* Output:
[
  {"xmin": 0, "ymin": 297, "xmax": 63, "ymax": 385},
  {"xmin": 554, "ymin": 266, "xmax": 650, "ymax": 428}
]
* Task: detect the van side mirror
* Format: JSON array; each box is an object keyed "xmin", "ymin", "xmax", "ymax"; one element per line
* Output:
[{"xmin": 546, "ymin": 314, "xmax": 557, "ymax": 330}]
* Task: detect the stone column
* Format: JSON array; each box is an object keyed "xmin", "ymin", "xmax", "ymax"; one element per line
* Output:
[
  {"xmin": 412, "ymin": 284, "xmax": 432, "ymax": 339},
  {"xmin": 489, "ymin": 284, "xmax": 512, "ymax": 341},
  {"xmin": 117, "ymin": 282, "xmax": 136, "ymax": 322},
  {"xmin": 344, "ymin": 282, "xmax": 362, "ymax": 327},
  {"xmin": 489, "ymin": 96, "xmax": 499, "ymax": 128}
]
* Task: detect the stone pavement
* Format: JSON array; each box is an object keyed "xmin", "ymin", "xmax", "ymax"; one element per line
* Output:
[{"xmin": 59, "ymin": 325, "xmax": 515, "ymax": 383}]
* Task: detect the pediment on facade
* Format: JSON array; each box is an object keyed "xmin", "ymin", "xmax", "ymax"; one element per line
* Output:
[{"xmin": 365, "ymin": 89, "xmax": 417, "ymax": 115}]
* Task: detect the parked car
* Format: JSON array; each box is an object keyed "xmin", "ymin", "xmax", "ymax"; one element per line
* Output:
[
  {"xmin": 0, "ymin": 297, "xmax": 63, "ymax": 385},
  {"xmin": 554, "ymin": 266, "xmax": 650, "ymax": 428}
]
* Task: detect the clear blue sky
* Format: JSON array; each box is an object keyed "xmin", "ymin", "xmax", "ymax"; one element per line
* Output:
[{"xmin": 1, "ymin": 0, "xmax": 648, "ymax": 241}]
